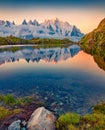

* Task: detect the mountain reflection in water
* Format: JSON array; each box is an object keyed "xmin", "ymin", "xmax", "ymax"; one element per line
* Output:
[
  {"xmin": 0, "ymin": 45, "xmax": 105, "ymax": 115},
  {"xmin": 0, "ymin": 45, "xmax": 80, "ymax": 65}
]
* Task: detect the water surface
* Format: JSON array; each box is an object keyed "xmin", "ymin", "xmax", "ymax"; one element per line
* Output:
[{"xmin": 0, "ymin": 45, "xmax": 105, "ymax": 115}]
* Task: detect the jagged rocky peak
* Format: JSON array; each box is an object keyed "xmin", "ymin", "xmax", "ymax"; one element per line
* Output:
[
  {"xmin": 33, "ymin": 19, "xmax": 39, "ymax": 26},
  {"xmin": 28, "ymin": 19, "xmax": 39, "ymax": 26},
  {"xmin": 44, "ymin": 18, "xmax": 72, "ymax": 30},
  {"xmin": 65, "ymin": 21, "xmax": 70, "ymax": 26},
  {"xmin": 44, "ymin": 18, "xmax": 59, "ymax": 24},
  {"xmin": 71, "ymin": 25, "xmax": 83, "ymax": 37},
  {"xmin": 43, "ymin": 18, "xmax": 61, "ymax": 29},
  {"xmin": 12, "ymin": 21, "xmax": 15, "ymax": 25},
  {"xmin": 43, "ymin": 19, "xmax": 50, "ymax": 25},
  {"xmin": 51, "ymin": 17, "xmax": 60, "ymax": 22},
  {"xmin": 28, "ymin": 20, "xmax": 33, "ymax": 25},
  {"xmin": 50, "ymin": 18, "xmax": 71, "ymax": 26},
  {"xmin": 4, "ymin": 20, "xmax": 11, "ymax": 27},
  {"xmin": 0, "ymin": 20, "xmax": 5, "ymax": 26},
  {"xmin": 22, "ymin": 19, "xmax": 27, "ymax": 25},
  {"xmin": 0, "ymin": 20, "xmax": 15, "ymax": 26},
  {"xmin": 0, "ymin": 18, "xmax": 84, "ymax": 42}
]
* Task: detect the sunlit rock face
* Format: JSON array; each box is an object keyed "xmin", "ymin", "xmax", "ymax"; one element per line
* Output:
[{"xmin": 27, "ymin": 107, "xmax": 56, "ymax": 130}]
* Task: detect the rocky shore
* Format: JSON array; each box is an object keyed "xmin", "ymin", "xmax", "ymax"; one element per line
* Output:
[
  {"xmin": 0, "ymin": 101, "xmax": 44, "ymax": 130},
  {"xmin": 8, "ymin": 107, "xmax": 56, "ymax": 130},
  {"xmin": 0, "ymin": 97, "xmax": 105, "ymax": 130}
]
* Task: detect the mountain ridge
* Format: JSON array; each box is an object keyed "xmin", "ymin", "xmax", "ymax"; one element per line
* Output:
[{"xmin": 0, "ymin": 18, "xmax": 84, "ymax": 42}]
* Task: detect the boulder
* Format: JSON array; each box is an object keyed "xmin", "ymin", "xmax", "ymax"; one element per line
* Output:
[
  {"xmin": 8, "ymin": 120, "xmax": 27, "ymax": 130},
  {"xmin": 8, "ymin": 120, "xmax": 21, "ymax": 130},
  {"xmin": 27, "ymin": 107, "xmax": 56, "ymax": 130}
]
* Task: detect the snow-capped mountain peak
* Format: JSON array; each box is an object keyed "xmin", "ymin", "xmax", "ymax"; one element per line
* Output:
[
  {"xmin": 4, "ymin": 21, "xmax": 11, "ymax": 27},
  {"xmin": 33, "ymin": 19, "xmax": 39, "ymax": 26},
  {"xmin": 22, "ymin": 19, "xmax": 28, "ymax": 25},
  {"xmin": 51, "ymin": 17, "xmax": 60, "ymax": 22},
  {"xmin": 0, "ymin": 20, "xmax": 5, "ymax": 26},
  {"xmin": 0, "ymin": 18, "xmax": 84, "ymax": 42},
  {"xmin": 12, "ymin": 21, "xmax": 15, "ymax": 25},
  {"xmin": 28, "ymin": 20, "xmax": 33, "ymax": 25}
]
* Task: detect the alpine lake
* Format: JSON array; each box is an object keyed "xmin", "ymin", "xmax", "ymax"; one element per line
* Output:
[{"xmin": 0, "ymin": 44, "xmax": 105, "ymax": 115}]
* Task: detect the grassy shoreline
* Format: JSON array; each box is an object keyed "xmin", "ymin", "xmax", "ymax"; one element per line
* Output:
[
  {"xmin": 56, "ymin": 103, "xmax": 105, "ymax": 130},
  {"xmin": 0, "ymin": 94, "xmax": 105, "ymax": 129},
  {"xmin": 0, "ymin": 36, "xmax": 74, "ymax": 46}
]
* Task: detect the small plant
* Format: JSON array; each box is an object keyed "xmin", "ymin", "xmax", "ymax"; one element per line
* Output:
[
  {"xmin": 0, "ymin": 107, "xmax": 21, "ymax": 120},
  {"xmin": 0, "ymin": 94, "xmax": 34, "ymax": 107},
  {"xmin": 0, "ymin": 107, "xmax": 11, "ymax": 120},
  {"xmin": 93, "ymin": 103, "xmax": 105, "ymax": 114},
  {"xmin": 56, "ymin": 103, "xmax": 105, "ymax": 130},
  {"xmin": 0, "ymin": 94, "xmax": 35, "ymax": 120},
  {"xmin": 0, "ymin": 94, "xmax": 16, "ymax": 106},
  {"xmin": 3, "ymin": 94, "xmax": 16, "ymax": 105},
  {"xmin": 56, "ymin": 112, "xmax": 80, "ymax": 130}
]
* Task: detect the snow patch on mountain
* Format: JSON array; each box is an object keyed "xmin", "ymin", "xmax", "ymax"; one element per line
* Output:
[{"xmin": 0, "ymin": 18, "xmax": 84, "ymax": 42}]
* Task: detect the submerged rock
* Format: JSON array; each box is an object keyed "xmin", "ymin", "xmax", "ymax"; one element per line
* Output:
[
  {"xmin": 8, "ymin": 120, "xmax": 21, "ymax": 130},
  {"xmin": 27, "ymin": 107, "xmax": 56, "ymax": 130}
]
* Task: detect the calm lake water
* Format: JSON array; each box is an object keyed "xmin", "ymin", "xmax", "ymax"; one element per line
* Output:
[{"xmin": 0, "ymin": 45, "xmax": 105, "ymax": 115}]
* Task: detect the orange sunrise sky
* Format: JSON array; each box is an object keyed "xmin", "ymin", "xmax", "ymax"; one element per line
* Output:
[{"xmin": 0, "ymin": 0, "xmax": 105, "ymax": 34}]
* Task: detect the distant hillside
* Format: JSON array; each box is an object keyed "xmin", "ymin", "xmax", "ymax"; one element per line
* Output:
[{"xmin": 80, "ymin": 18, "xmax": 105, "ymax": 51}]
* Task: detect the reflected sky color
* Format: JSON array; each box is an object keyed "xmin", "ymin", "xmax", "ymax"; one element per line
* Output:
[
  {"xmin": 0, "ymin": 45, "xmax": 105, "ymax": 115},
  {"xmin": 0, "ymin": 48, "xmax": 104, "ymax": 77}
]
